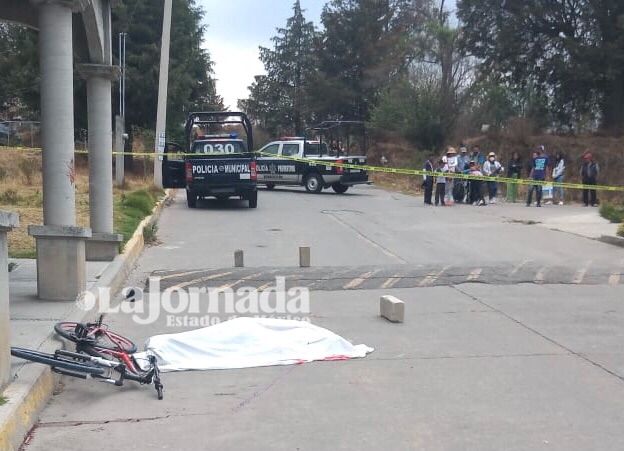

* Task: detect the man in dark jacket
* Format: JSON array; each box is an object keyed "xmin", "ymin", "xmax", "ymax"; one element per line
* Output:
[
  {"xmin": 422, "ymin": 156, "xmax": 434, "ymax": 205},
  {"xmin": 580, "ymin": 152, "xmax": 600, "ymax": 207}
]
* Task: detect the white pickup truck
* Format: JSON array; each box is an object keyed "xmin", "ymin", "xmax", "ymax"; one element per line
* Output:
[{"xmin": 256, "ymin": 138, "xmax": 370, "ymax": 193}]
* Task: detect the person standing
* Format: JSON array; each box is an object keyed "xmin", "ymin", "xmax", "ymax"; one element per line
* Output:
[
  {"xmin": 552, "ymin": 151, "xmax": 566, "ymax": 205},
  {"xmin": 422, "ymin": 155, "xmax": 434, "ymax": 205},
  {"xmin": 580, "ymin": 151, "xmax": 599, "ymax": 207},
  {"xmin": 445, "ymin": 147, "xmax": 459, "ymax": 204},
  {"xmin": 468, "ymin": 161, "xmax": 486, "ymax": 206},
  {"xmin": 434, "ymin": 158, "xmax": 448, "ymax": 206},
  {"xmin": 526, "ymin": 148, "xmax": 549, "ymax": 207},
  {"xmin": 506, "ymin": 152, "xmax": 522, "ymax": 203},
  {"xmin": 482, "ymin": 152, "xmax": 504, "ymax": 204},
  {"xmin": 471, "ymin": 145, "xmax": 485, "ymax": 167}
]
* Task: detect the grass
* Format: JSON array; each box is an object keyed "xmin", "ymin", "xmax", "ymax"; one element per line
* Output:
[
  {"xmin": 0, "ymin": 395, "xmax": 7, "ymax": 406},
  {"xmin": 599, "ymin": 203, "xmax": 624, "ymax": 224},
  {"xmin": 0, "ymin": 150, "xmax": 163, "ymax": 257},
  {"xmin": 115, "ymin": 188, "xmax": 164, "ymax": 247}
]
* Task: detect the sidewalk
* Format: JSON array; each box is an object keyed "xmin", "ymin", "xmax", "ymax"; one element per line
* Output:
[{"xmin": 475, "ymin": 201, "xmax": 619, "ymax": 241}]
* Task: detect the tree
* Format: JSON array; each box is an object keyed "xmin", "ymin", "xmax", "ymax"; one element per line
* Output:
[
  {"xmin": 239, "ymin": 0, "xmax": 317, "ymax": 135},
  {"xmin": 457, "ymin": 0, "xmax": 624, "ymax": 132},
  {"xmin": 0, "ymin": 24, "xmax": 39, "ymax": 119},
  {"xmin": 112, "ymin": 0, "xmax": 222, "ymax": 140},
  {"xmin": 311, "ymin": 0, "xmax": 421, "ymax": 121}
]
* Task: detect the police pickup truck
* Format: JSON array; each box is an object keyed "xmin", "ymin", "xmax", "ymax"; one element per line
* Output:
[
  {"xmin": 161, "ymin": 112, "xmax": 257, "ymax": 208},
  {"xmin": 256, "ymin": 138, "xmax": 369, "ymax": 193}
]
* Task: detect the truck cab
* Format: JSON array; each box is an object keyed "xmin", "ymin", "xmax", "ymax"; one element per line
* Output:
[
  {"xmin": 161, "ymin": 112, "xmax": 258, "ymax": 208},
  {"xmin": 256, "ymin": 138, "xmax": 369, "ymax": 193}
]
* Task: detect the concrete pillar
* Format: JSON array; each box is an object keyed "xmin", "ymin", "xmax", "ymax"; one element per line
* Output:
[
  {"xmin": 78, "ymin": 64, "xmax": 123, "ymax": 261},
  {"xmin": 29, "ymin": 0, "xmax": 93, "ymax": 299},
  {"xmin": 37, "ymin": 0, "xmax": 77, "ymax": 226},
  {"xmin": 0, "ymin": 211, "xmax": 19, "ymax": 391}
]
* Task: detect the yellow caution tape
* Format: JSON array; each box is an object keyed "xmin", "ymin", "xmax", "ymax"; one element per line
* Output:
[{"xmin": 2, "ymin": 145, "xmax": 622, "ymax": 192}]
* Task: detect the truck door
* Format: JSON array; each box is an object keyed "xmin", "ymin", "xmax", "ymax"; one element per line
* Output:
[
  {"xmin": 256, "ymin": 143, "xmax": 280, "ymax": 183},
  {"xmin": 279, "ymin": 143, "xmax": 301, "ymax": 183},
  {"xmin": 162, "ymin": 142, "xmax": 186, "ymax": 188}
]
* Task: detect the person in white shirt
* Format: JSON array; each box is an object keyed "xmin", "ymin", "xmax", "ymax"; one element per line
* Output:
[
  {"xmin": 482, "ymin": 151, "xmax": 504, "ymax": 204},
  {"xmin": 552, "ymin": 151, "xmax": 566, "ymax": 205},
  {"xmin": 444, "ymin": 147, "xmax": 458, "ymax": 204}
]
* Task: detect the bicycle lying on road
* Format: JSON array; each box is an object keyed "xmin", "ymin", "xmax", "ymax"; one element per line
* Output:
[{"xmin": 11, "ymin": 316, "xmax": 163, "ymax": 400}]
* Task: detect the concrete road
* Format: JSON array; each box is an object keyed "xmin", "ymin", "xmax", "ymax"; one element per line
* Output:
[{"xmin": 21, "ymin": 186, "xmax": 624, "ymax": 450}]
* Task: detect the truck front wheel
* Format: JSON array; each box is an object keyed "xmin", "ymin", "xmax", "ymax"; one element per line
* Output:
[
  {"xmin": 304, "ymin": 173, "xmax": 323, "ymax": 193},
  {"xmin": 332, "ymin": 183, "xmax": 349, "ymax": 194},
  {"xmin": 186, "ymin": 189, "xmax": 197, "ymax": 208},
  {"xmin": 248, "ymin": 191, "xmax": 258, "ymax": 208}
]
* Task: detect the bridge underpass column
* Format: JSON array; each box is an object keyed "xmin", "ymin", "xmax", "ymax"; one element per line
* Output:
[
  {"xmin": 78, "ymin": 64, "xmax": 123, "ymax": 261},
  {"xmin": 28, "ymin": 0, "xmax": 91, "ymax": 301},
  {"xmin": 0, "ymin": 211, "xmax": 18, "ymax": 391}
]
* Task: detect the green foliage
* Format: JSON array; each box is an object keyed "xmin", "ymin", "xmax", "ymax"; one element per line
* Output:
[
  {"xmin": 112, "ymin": 0, "xmax": 223, "ymax": 138},
  {"xmin": 0, "ymin": 24, "xmax": 39, "ymax": 118},
  {"xmin": 0, "ymin": 189, "xmax": 20, "ymax": 205},
  {"xmin": 457, "ymin": 0, "xmax": 624, "ymax": 131},
  {"xmin": 239, "ymin": 1, "xmax": 318, "ymax": 135},
  {"xmin": 599, "ymin": 203, "xmax": 624, "ymax": 223},
  {"xmin": 0, "ymin": 396, "xmax": 7, "ymax": 406},
  {"xmin": 116, "ymin": 188, "xmax": 164, "ymax": 244},
  {"xmin": 618, "ymin": 224, "xmax": 624, "ymax": 238},
  {"xmin": 370, "ymin": 70, "xmax": 445, "ymax": 150}
]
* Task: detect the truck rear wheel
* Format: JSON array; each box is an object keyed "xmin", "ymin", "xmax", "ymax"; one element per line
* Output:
[
  {"xmin": 304, "ymin": 173, "xmax": 323, "ymax": 193},
  {"xmin": 186, "ymin": 189, "xmax": 197, "ymax": 208},
  {"xmin": 332, "ymin": 183, "xmax": 349, "ymax": 194},
  {"xmin": 248, "ymin": 191, "xmax": 258, "ymax": 208}
]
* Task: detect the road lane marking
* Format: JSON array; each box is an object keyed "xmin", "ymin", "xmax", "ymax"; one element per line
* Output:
[
  {"xmin": 534, "ymin": 267, "xmax": 547, "ymax": 284},
  {"xmin": 171, "ymin": 271, "xmax": 233, "ymax": 290},
  {"xmin": 219, "ymin": 272, "xmax": 264, "ymax": 290},
  {"xmin": 608, "ymin": 258, "xmax": 624, "ymax": 286},
  {"xmin": 419, "ymin": 265, "xmax": 451, "ymax": 287},
  {"xmin": 509, "ymin": 260, "xmax": 531, "ymax": 276},
  {"xmin": 157, "ymin": 269, "xmax": 207, "ymax": 281},
  {"xmin": 467, "ymin": 268, "xmax": 482, "ymax": 282},
  {"xmin": 572, "ymin": 261, "xmax": 592, "ymax": 284},
  {"xmin": 343, "ymin": 271, "xmax": 376, "ymax": 289},
  {"xmin": 381, "ymin": 276, "xmax": 401, "ymax": 289}
]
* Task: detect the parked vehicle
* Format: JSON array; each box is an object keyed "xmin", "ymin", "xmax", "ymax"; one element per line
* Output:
[{"xmin": 161, "ymin": 112, "xmax": 258, "ymax": 208}]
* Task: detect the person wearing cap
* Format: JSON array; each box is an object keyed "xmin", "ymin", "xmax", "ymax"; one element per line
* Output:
[
  {"xmin": 454, "ymin": 146, "xmax": 469, "ymax": 202},
  {"xmin": 580, "ymin": 151, "xmax": 599, "ymax": 207},
  {"xmin": 445, "ymin": 147, "xmax": 459, "ymax": 204},
  {"xmin": 482, "ymin": 151, "xmax": 504, "ymax": 204}
]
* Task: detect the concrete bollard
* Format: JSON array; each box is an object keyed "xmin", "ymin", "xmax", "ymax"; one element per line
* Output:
[
  {"xmin": 299, "ymin": 246, "xmax": 310, "ymax": 268},
  {"xmin": 234, "ymin": 249, "xmax": 244, "ymax": 267},
  {"xmin": 0, "ymin": 210, "xmax": 19, "ymax": 391},
  {"xmin": 380, "ymin": 295, "xmax": 404, "ymax": 323}
]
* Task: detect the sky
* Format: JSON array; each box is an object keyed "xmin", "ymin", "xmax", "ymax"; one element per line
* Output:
[{"xmin": 198, "ymin": 0, "xmax": 324, "ymax": 110}]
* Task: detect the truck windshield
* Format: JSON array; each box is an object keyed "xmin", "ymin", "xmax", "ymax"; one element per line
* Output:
[{"xmin": 192, "ymin": 140, "xmax": 247, "ymax": 154}]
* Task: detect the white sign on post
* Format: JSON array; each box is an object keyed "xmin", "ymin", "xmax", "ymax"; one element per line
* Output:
[{"xmin": 158, "ymin": 132, "xmax": 166, "ymax": 161}]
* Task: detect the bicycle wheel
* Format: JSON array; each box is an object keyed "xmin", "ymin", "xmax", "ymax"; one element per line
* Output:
[
  {"xmin": 54, "ymin": 322, "xmax": 137, "ymax": 353},
  {"xmin": 11, "ymin": 347, "xmax": 105, "ymax": 376}
]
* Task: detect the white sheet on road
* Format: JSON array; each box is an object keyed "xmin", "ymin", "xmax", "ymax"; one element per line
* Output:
[{"xmin": 140, "ymin": 317, "xmax": 374, "ymax": 372}]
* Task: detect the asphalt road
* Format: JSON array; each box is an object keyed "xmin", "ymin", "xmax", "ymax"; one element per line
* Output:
[{"xmin": 22, "ymin": 185, "xmax": 624, "ymax": 450}]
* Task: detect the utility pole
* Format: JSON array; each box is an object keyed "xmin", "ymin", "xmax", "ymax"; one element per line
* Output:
[{"xmin": 153, "ymin": 0, "xmax": 173, "ymax": 188}]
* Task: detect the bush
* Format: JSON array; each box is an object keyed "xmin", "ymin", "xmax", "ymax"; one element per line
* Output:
[
  {"xmin": 0, "ymin": 189, "xmax": 20, "ymax": 205},
  {"xmin": 121, "ymin": 190, "xmax": 155, "ymax": 215},
  {"xmin": 599, "ymin": 203, "xmax": 624, "ymax": 223},
  {"xmin": 18, "ymin": 158, "xmax": 37, "ymax": 185},
  {"xmin": 618, "ymin": 223, "xmax": 624, "ymax": 238}
]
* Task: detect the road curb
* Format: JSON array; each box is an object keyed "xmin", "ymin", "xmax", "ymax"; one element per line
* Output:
[
  {"xmin": 598, "ymin": 234, "xmax": 624, "ymax": 248},
  {"xmin": 0, "ymin": 189, "xmax": 173, "ymax": 451}
]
